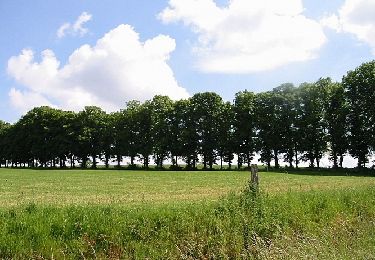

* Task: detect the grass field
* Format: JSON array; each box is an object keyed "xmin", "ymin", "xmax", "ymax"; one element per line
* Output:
[
  {"xmin": 0, "ymin": 168, "xmax": 374, "ymax": 259},
  {"xmin": 1, "ymin": 168, "xmax": 374, "ymax": 207}
]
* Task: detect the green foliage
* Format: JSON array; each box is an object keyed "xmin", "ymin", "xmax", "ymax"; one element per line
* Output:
[
  {"xmin": 325, "ymin": 82, "xmax": 348, "ymax": 168},
  {"xmin": 0, "ymin": 121, "xmax": 10, "ymax": 167},
  {"xmin": 233, "ymin": 90, "xmax": 257, "ymax": 168},
  {"xmin": 76, "ymin": 106, "xmax": 108, "ymax": 168},
  {"xmin": 255, "ymin": 90, "xmax": 294, "ymax": 168},
  {"xmin": 296, "ymin": 79, "xmax": 329, "ymax": 168},
  {"xmin": 217, "ymin": 101, "xmax": 235, "ymax": 169},
  {"xmin": 167, "ymin": 99, "xmax": 199, "ymax": 169},
  {"xmin": 150, "ymin": 95, "xmax": 173, "ymax": 168},
  {"xmin": 343, "ymin": 60, "xmax": 375, "ymax": 168},
  {"xmin": 190, "ymin": 92, "xmax": 224, "ymax": 169}
]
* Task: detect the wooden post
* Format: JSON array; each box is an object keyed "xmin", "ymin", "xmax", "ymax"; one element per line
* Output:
[{"xmin": 250, "ymin": 164, "xmax": 259, "ymax": 191}]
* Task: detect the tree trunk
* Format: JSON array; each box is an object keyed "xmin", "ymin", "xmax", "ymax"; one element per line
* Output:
[
  {"xmin": 339, "ymin": 155, "xmax": 344, "ymax": 168},
  {"xmin": 70, "ymin": 155, "xmax": 74, "ymax": 168},
  {"xmin": 186, "ymin": 156, "xmax": 191, "ymax": 169},
  {"xmin": 332, "ymin": 151, "xmax": 338, "ymax": 169},
  {"xmin": 294, "ymin": 148, "xmax": 299, "ymax": 169},
  {"xmin": 287, "ymin": 150, "xmax": 293, "ymax": 168},
  {"xmin": 274, "ymin": 150, "xmax": 279, "ymax": 169},
  {"xmin": 237, "ymin": 154, "xmax": 242, "ymax": 169},
  {"xmin": 81, "ymin": 157, "xmax": 87, "ymax": 169},
  {"xmin": 143, "ymin": 155, "xmax": 149, "ymax": 168},
  {"xmin": 309, "ymin": 157, "xmax": 314, "ymax": 168},
  {"xmin": 159, "ymin": 155, "xmax": 164, "ymax": 168},
  {"xmin": 105, "ymin": 154, "xmax": 110, "ymax": 169},
  {"xmin": 247, "ymin": 153, "xmax": 251, "ymax": 168},
  {"xmin": 117, "ymin": 155, "xmax": 121, "ymax": 168},
  {"xmin": 92, "ymin": 155, "xmax": 97, "ymax": 169}
]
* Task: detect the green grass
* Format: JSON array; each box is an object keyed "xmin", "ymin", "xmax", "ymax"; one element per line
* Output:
[
  {"xmin": 0, "ymin": 168, "xmax": 374, "ymax": 259},
  {"xmin": 1, "ymin": 168, "xmax": 375, "ymax": 207}
]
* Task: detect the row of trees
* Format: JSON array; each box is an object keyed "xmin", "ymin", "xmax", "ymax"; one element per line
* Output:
[{"xmin": 0, "ymin": 61, "xmax": 374, "ymax": 169}]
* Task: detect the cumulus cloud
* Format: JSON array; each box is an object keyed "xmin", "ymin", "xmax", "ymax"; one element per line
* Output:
[
  {"xmin": 7, "ymin": 24, "xmax": 189, "ymax": 113},
  {"xmin": 159, "ymin": 0, "xmax": 326, "ymax": 73},
  {"xmin": 57, "ymin": 11, "xmax": 92, "ymax": 38},
  {"xmin": 320, "ymin": 0, "xmax": 375, "ymax": 54},
  {"xmin": 9, "ymin": 88, "xmax": 54, "ymax": 114}
]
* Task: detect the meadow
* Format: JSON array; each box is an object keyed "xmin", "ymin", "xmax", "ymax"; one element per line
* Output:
[{"xmin": 0, "ymin": 168, "xmax": 374, "ymax": 259}]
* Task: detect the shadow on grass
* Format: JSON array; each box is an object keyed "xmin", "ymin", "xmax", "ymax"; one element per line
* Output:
[
  {"xmin": 262, "ymin": 167, "xmax": 375, "ymax": 177},
  {"xmin": 1, "ymin": 165, "xmax": 375, "ymax": 177}
]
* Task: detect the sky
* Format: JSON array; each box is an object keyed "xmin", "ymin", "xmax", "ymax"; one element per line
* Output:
[{"xmin": 1, "ymin": 0, "xmax": 374, "ymax": 122}]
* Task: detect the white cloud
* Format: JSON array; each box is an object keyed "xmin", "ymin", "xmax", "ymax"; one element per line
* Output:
[
  {"xmin": 9, "ymin": 88, "xmax": 53, "ymax": 114},
  {"xmin": 7, "ymin": 24, "xmax": 189, "ymax": 113},
  {"xmin": 72, "ymin": 12, "xmax": 92, "ymax": 36},
  {"xmin": 57, "ymin": 23, "xmax": 70, "ymax": 38},
  {"xmin": 320, "ymin": 0, "xmax": 375, "ymax": 54},
  {"xmin": 159, "ymin": 0, "xmax": 326, "ymax": 73},
  {"xmin": 320, "ymin": 15, "xmax": 341, "ymax": 31},
  {"xmin": 57, "ymin": 12, "xmax": 92, "ymax": 38}
]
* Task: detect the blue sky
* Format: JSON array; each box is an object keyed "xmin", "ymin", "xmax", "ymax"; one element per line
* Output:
[{"xmin": 1, "ymin": 0, "xmax": 374, "ymax": 122}]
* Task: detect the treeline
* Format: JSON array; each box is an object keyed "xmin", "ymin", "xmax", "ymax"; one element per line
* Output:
[{"xmin": 0, "ymin": 61, "xmax": 374, "ymax": 170}]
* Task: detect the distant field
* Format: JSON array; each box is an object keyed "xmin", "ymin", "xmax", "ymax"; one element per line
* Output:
[{"xmin": 0, "ymin": 168, "xmax": 374, "ymax": 207}]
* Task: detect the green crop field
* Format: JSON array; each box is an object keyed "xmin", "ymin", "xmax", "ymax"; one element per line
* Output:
[
  {"xmin": 1, "ymin": 168, "xmax": 374, "ymax": 207},
  {"xmin": 0, "ymin": 168, "xmax": 374, "ymax": 259}
]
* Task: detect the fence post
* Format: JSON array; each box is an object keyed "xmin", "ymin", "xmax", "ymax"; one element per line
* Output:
[{"xmin": 250, "ymin": 164, "xmax": 259, "ymax": 191}]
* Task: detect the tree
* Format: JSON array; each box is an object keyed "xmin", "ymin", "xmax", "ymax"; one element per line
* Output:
[
  {"xmin": 255, "ymin": 92, "xmax": 275, "ymax": 168},
  {"xmin": 76, "ymin": 106, "xmax": 107, "ymax": 168},
  {"xmin": 190, "ymin": 92, "xmax": 223, "ymax": 169},
  {"xmin": 61, "ymin": 111, "xmax": 80, "ymax": 168},
  {"xmin": 117, "ymin": 101, "xmax": 140, "ymax": 167},
  {"xmin": 0, "ymin": 121, "xmax": 10, "ymax": 167},
  {"xmin": 102, "ymin": 113, "xmax": 115, "ymax": 168},
  {"xmin": 150, "ymin": 96, "xmax": 173, "ymax": 168},
  {"xmin": 137, "ymin": 101, "xmax": 154, "ymax": 168},
  {"xmin": 13, "ymin": 106, "xmax": 69, "ymax": 167},
  {"xmin": 119, "ymin": 100, "xmax": 153, "ymax": 168},
  {"xmin": 273, "ymin": 83, "xmax": 299, "ymax": 168},
  {"xmin": 233, "ymin": 90, "xmax": 256, "ymax": 168},
  {"xmin": 167, "ymin": 99, "xmax": 198, "ymax": 169},
  {"xmin": 255, "ymin": 90, "xmax": 294, "ymax": 169},
  {"xmin": 217, "ymin": 102, "xmax": 235, "ymax": 169},
  {"xmin": 112, "ymin": 111, "xmax": 124, "ymax": 167},
  {"xmin": 343, "ymin": 61, "xmax": 375, "ymax": 168},
  {"xmin": 297, "ymin": 80, "xmax": 328, "ymax": 168},
  {"xmin": 325, "ymin": 82, "xmax": 348, "ymax": 168}
]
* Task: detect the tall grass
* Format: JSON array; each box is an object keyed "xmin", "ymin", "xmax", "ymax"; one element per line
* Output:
[{"xmin": 0, "ymin": 185, "xmax": 374, "ymax": 259}]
